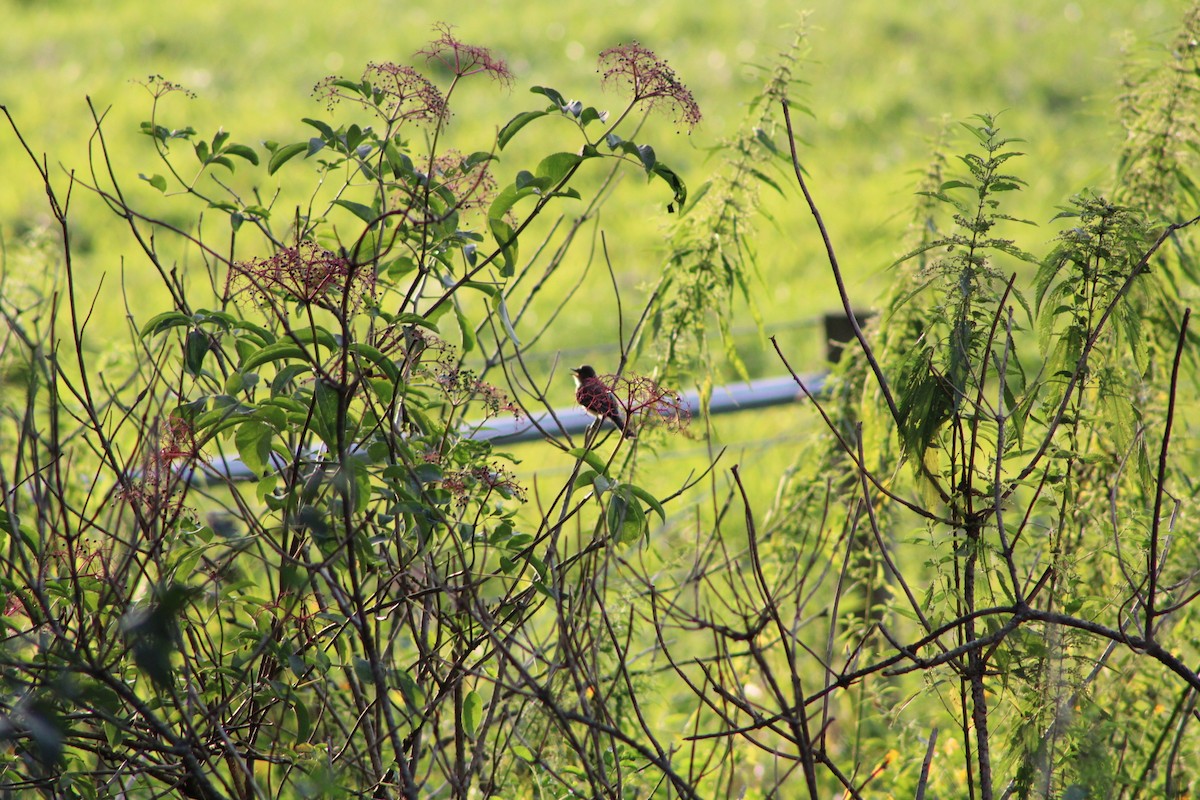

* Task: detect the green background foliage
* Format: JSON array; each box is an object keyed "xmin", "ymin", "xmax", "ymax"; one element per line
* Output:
[
  {"xmin": 3, "ymin": 0, "xmax": 1183, "ymax": 503},
  {"xmin": 3, "ymin": 1, "xmax": 1200, "ymax": 798}
]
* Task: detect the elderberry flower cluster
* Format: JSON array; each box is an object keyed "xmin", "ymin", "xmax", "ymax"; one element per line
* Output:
[
  {"xmin": 603, "ymin": 372, "xmax": 692, "ymax": 435},
  {"xmin": 226, "ymin": 242, "xmax": 374, "ymax": 311},
  {"xmin": 418, "ymin": 22, "xmax": 514, "ymax": 87},
  {"xmin": 315, "ymin": 62, "xmax": 449, "ymax": 126},
  {"xmin": 598, "ymin": 42, "xmax": 702, "ymax": 131}
]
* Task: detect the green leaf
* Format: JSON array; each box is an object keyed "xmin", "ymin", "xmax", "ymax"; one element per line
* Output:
[
  {"xmin": 461, "ymin": 280, "xmax": 499, "ymax": 298},
  {"xmin": 940, "ymin": 179, "xmax": 974, "ymax": 191},
  {"xmin": 139, "ymin": 173, "xmax": 168, "ymax": 193},
  {"xmin": 606, "ymin": 487, "xmax": 646, "ymax": 545},
  {"xmin": 530, "ymin": 85, "xmax": 566, "ymax": 107},
  {"xmin": 222, "ymin": 143, "xmax": 259, "ymax": 165},
  {"xmin": 333, "ymin": 199, "xmax": 377, "ymax": 224},
  {"xmin": 624, "ymin": 483, "xmax": 666, "ymax": 522},
  {"xmin": 514, "ymin": 170, "xmax": 540, "ymax": 190},
  {"xmin": 592, "ymin": 474, "xmax": 618, "ymax": 494},
  {"xmin": 568, "ymin": 448, "xmax": 609, "ymax": 477},
  {"xmin": 232, "ymin": 319, "xmax": 275, "ymax": 346},
  {"xmin": 651, "ymin": 163, "xmax": 688, "ymax": 210},
  {"xmin": 235, "ymin": 420, "xmax": 275, "ymax": 475},
  {"xmin": 302, "ymin": 117, "xmax": 336, "ymax": 140},
  {"xmin": 463, "ymin": 690, "xmax": 483, "ymax": 738},
  {"xmin": 290, "ymin": 326, "xmax": 341, "ymax": 351},
  {"xmin": 184, "ymin": 330, "xmax": 210, "ymax": 376},
  {"xmin": 454, "ymin": 304, "xmax": 476, "ymax": 354},
  {"xmin": 489, "ymin": 217, "xmax": 518, "ymax": 277},
  {"xmin": 309, "ymin": 380, "xmax": 343, "ymax": 448},
  {"xmin": 580, "ymin": 106, "xmax": 605, "ymax": 126},
  {"xmin": 535, "ymin": 152, "xmax": 583, "ymax": 185},
  {"xmin": 267, "ymin": 142, "xmax": 308, "ymax": 174},
  {"xmin": 635, "ymin": 143, "xmax": 656, "ymax": 172},
  {"xmin": 488, "ymin": 183, "xmax": 538, "ymax": 220},
  {"xmin": 748, "ymin": 168, "xmax": 785, "ymax": 197},
  {"xmin": 495, "ymin": 295, "xmax": 521, "ymax": 345},
  {"xmin": 140, "ymin": 311, "xmax": 192, "ymax": 338},
  {"xmin": 241, "ymin": 342, "xmax": 308, "ymax": 371},
  {"xmin": 293, "ymin": 700, "xmax": 311, "ymax": 741},
  {"xmin": 573, "ymin": 469, "xmax": 599, "ymax": 491},
  {"xmin": 394, "ymin": 669, "xmax": 423, "ymax": 712},
  {"xmin": 498, "ymin": 109, "xmax": 548, "ymax": 149},
  {"xmin": 349, "ymin": 343, "xmax": 399, "ymax": 382}
]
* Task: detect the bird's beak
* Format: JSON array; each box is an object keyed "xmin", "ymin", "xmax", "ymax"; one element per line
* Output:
[{"xmin": 570, "ymin": 367, "xmax": 582, "ymax": 375}]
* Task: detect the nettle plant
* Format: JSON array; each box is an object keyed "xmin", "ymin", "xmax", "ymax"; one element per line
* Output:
[{"xmin": 0, "ymin": 27, "xmax": 698, "ymax": 799}]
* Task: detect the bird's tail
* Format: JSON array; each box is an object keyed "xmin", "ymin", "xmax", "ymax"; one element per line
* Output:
[{"xmin": 612, "ymin": 413, "xmax": 636, "ymax": 439}]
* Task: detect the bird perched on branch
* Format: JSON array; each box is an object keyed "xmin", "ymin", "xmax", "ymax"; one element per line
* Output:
[{"xmin": 572, "ymin": 365, "xmax": 635, "ymax": 438}]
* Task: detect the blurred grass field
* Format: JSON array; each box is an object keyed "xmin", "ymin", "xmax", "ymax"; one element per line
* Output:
[{"xmin": 1, "ymin": 0, "xmax": 1187, "ymax": 511}]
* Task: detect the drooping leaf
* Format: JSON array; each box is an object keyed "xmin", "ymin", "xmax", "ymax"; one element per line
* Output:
[
  {"xmin": 332, "ymin": 199, "xmax": 377, "ymax": 225},
  {"xmin": 268, "ymin": 142, "xmax": 309, "ymax": 175},
  {"xmin": 498, "ymin": 110, "xmax": 548, "ymax": 149},
  {"xmin": 140, "ymin": 311, "xmax": 192, "ymax": 338}
]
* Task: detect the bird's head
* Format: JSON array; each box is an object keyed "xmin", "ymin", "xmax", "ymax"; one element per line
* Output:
[{"xmin": 571, "ymin": 365, "xmax": 597, "ymax": 385}]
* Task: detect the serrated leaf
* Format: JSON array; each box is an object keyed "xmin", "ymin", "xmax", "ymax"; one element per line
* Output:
[{"xmin": 940, "ymin": 179, "xmax": 974, "ymax": 191}]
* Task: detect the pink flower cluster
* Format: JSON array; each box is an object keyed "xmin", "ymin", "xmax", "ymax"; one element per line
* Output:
[
  {"xmin": 418, "ymin": 22, "xmax": 514, "ymax": 87},
  {"xmin": 598, "ymin": 42, "xmax": 702, "ymax": 131},
  {"xmin": 315, "ymin": 24, "xmax": 511, "ymax": 127},
  {"xmin": 226, "ymin": 242, "xmax": 374, "ymax": 311},
  {"xmin": 602, "ymin": 372, "xmax": 692, "ymax": 436}
]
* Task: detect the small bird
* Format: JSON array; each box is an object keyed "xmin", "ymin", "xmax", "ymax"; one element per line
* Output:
[{"xmin": 572, "ymin": 365, "xmax": 635, "ymax": 438}]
